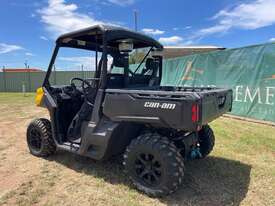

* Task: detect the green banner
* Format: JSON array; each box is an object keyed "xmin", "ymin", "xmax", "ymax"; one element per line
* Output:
[{"xmin": 161, "ymin": 42, "xmax": 275, "ymax": 122}]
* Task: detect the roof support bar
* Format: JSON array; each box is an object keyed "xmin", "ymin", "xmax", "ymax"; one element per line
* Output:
[{"xmin": 43, "ymin": 45, "xmax": 59, "ymax": 87}]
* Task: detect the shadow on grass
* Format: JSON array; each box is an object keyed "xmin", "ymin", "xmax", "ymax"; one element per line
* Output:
[{"xmin": 48, "ymin": 152, "xmax": 251, "ymax": 206}]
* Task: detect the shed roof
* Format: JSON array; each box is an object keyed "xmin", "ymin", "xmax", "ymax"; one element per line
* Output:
[{"xmin": 2, "ymin": 68, "xmax": 42, "ymax": 72}]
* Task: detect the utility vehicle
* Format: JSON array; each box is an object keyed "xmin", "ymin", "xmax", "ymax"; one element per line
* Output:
[{"xmin": 27, "ymin": 25, "xmax": 233, "ymax": 197}]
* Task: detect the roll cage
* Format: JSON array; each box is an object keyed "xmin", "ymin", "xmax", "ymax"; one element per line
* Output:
[{"xmin": 43, "ymin": 24, "xmax": 163, "ymax": 89}]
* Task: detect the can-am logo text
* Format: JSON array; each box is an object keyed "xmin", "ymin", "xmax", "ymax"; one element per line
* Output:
[{"xmin": 144, "ymin": 102, "xmax": 176, "ymax": 110}]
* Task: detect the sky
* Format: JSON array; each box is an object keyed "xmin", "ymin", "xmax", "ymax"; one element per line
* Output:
[{"xmin": 1, "ymin": 0, "xmax": 275, "ymax": 70}]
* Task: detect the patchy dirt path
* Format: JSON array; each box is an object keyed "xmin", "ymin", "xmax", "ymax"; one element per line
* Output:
[
  {"xmin": 0, "ymin": 104, "xmax": 48, "ymax": 204},
  {"xmin": 0, "ymin": 93, "xmax": 274, "ymax": 206}
]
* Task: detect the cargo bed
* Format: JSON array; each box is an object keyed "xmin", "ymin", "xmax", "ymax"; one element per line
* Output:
[{"xmin": 103, "ymin": 86, "xmax": 233, "ymax": 131}]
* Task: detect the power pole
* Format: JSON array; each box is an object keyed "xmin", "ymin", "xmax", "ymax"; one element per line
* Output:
[
  {"xmin": 24, "ymin": 60, "xmax": 29, "ymax": 69},
  {"xmin": 134, "ymin": 10, "xmax": 138, "ymax": 32},
  {"xmin": 134, "ymin": 10, "xmax": 139, "ymax": 63},
  {"xmin": 25, "ymin": 60, "xmax": 31, "ymax": 92}
]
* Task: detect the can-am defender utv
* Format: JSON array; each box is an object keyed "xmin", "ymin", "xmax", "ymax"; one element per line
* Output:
[{"xmin": 27, "ymin": 24, "xmax": 233, "ymax": 197}]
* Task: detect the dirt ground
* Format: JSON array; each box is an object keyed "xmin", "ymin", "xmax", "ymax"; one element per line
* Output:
[{"xmin": 0, "ymin": 93, "xmax": 274, "ymax": 206}]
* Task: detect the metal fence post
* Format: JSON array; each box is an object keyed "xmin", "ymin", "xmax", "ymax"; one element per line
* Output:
[
  {"xmin": 28, "ymin": 67, "xmax": 31, "ymax": 92},
  {"xmin": 54, "ymin": 64, "xmax": 57, "ymax": 84},
  {"xmin": 81, "ymin": 64, "xmax": 84, "ymax": 79},
  {"xmin": 3, "ymin": 68, "xmax": 7, "ymax": 92},
  {"xmin": 22, "ymin": 81, "xmax": 26, "ymax": 96}
]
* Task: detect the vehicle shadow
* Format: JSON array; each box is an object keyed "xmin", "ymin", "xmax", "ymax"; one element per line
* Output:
[{"xmin": 48, "ymin": 152, "xmax": 251, "ymax": 206}]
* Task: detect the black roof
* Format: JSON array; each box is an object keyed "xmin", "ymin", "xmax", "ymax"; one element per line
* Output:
[{"xmin": 56, "ymin": 24, "xmax": 163, "ymax": 51}]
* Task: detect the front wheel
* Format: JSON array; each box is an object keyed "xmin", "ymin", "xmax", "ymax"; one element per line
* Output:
[
  {"xmin": 26, "ymin": 118, "xmax": 56, "ymax": 157},
  {"xmin": 123, "ymin": 133, "xmax": 184, "ymax": 197}
]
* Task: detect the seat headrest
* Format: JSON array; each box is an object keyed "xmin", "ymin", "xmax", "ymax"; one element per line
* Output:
[{"xmin": 145, "ymin": 58, "xmax": 154, "ymax": 69}]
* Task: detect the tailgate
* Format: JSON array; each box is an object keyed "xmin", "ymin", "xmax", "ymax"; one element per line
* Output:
[
  {"xmin": 198, "ymin": 88, "xmax": 233, "ymax": 125},
  {"xmin": 103, "ymin": 89, "xmax": 201, "ymax": 131}
]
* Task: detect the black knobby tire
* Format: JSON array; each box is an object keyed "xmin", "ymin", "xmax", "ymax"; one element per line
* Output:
[
  {"xmin": 198, "ymin": 125, "xmax": 215, "ymax": 158},
  {"xmin": 123, "ymin": 133, "xmax": 184, "ymax": 197},
  {"xmin": 26, "ymin": 118, "xmax": 56, "ymax": 157}
]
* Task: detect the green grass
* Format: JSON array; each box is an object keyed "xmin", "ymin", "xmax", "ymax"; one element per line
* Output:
[
  {"xmin": 0, "ymin": 93, "xmax": 35, "ymax": 105},
  {"xmin": 0, "ymin": 93, "xmax": 274, "ymax": 206}
]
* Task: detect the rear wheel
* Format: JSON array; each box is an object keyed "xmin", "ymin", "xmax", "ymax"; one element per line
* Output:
[
  {"xmin": 198, "ymin": 125, "xmax": 215, "ymax": 158},
  {"xmin": 123, "ymin": 133, "xmax": 184, "ymax": 197},
  {"xmin": 26, "ymin": 118, "xmax": 56, "ymax": 157}
]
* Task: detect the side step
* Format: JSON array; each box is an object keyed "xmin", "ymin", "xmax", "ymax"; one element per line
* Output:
[{"xmin": 58, "ymin": 141, "xmax": 80, "ymax": 153}]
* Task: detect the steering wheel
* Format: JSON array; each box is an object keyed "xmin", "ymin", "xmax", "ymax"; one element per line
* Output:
[
  {"xmin": 70, "ymin": 77, "xmax": 90, "ymax": 87},
  {"xmin": 70, "ymin": 77, "xmax": 92, "ymax": 96},
  {"xmin": 70, "ymin": 77, "xmax": 92, "ymax": 91}
]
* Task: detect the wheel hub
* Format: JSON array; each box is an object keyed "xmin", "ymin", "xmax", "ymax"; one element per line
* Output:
[
  {"xmin": 29, "ymin": 128, "xmax": 42, "ymax": 151},
  {"xmin": 135, "ymin": 153, "xmax": 162, "ymax": 186}
]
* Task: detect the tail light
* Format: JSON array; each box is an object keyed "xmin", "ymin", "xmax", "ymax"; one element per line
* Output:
[{"xmin": 191, "ymin": 104, "xmax": 199, "ymax": 122}]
